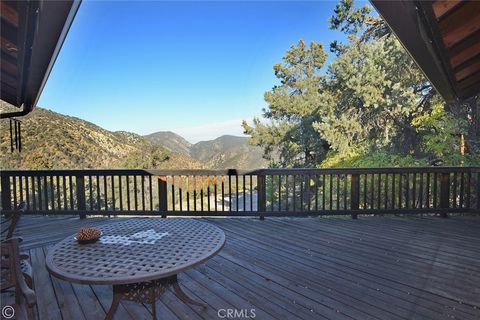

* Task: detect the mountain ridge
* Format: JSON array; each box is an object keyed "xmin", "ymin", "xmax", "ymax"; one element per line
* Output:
[
  {"xmin": 0, "ymin": 103, "xmax": 266, "ymax": 170},
  {"xmin": 144, "ymin": 132, "xmax": 267, "ymax": 169}
]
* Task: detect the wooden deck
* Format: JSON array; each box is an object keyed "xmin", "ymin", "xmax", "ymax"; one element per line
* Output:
[{"xmin": 2, "ymin": 215, "xmax": 480, "ymax": 320}]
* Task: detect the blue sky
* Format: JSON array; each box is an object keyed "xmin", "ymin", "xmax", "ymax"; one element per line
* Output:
[{"xmin": 38, "ymin": 1, "xmax": 360, "ymax": 143}]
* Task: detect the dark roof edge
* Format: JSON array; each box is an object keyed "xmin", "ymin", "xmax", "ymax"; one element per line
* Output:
[
  {"xmin": 370, "ymin": 0, "xmax": 458, "ymax": 104},
  {"xmin": 1, "ymin": 0, "xmax": 82, "ymax": 119},
  {"xmin": 32, "ymin": 0, "xmax": 82, "ymax": 108}
]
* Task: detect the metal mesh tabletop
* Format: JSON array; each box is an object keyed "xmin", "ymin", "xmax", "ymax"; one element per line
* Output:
[{"xmin": 46, "ymin": 218, "xmax": 225, "ymax": 285}]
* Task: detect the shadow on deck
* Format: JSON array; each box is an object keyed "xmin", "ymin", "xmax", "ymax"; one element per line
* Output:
[{"xmin": 2, "ymin": 215, "xmax": 480, "ymax": 320}]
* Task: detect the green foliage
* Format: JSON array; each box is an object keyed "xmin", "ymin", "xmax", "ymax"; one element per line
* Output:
[
  {"xmin": 329, "ymin": 0, "xmax": 371, "ymax": 35},
  {"xmin": 244, "ymin": 0, "xmax": 479, "ymax": 169},
  {"xmin": 121, "ymin": 145, "xmax": 170, "ymax": 169},
  {"xmin": 243, "ymin": 40, "xmax": 330, "ymax": 167},
  {"xmin": 411, "ymin": 101, "xmax": 474, "ymax": 165},
  {"xmin": 321, "ymin": 151, "xmax": 428, "ymax": 168}
]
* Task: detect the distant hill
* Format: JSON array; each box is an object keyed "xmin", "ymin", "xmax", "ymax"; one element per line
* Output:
[
  {"xmin": 144, "ymin": 131, "xmax": 191, "ymax": 156},
  {"xmin": 145, "ymin": 132, "xmax": 268, "ymax": 169},
  {"xmin": 0, "ymin": 102, "xmax": 203, "ymax": 170},
  {"xmin": 1, "ymin": 102, "xmax": 266, "ymax": 170},
  {"xmin": 190, "ymin": 135, "xmax": 267, "ymax": 169}
]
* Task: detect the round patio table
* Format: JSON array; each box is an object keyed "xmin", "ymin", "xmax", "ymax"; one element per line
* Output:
[{"xmin": 46, "ymin": 218, "xmax": 225, "ymax": 320}]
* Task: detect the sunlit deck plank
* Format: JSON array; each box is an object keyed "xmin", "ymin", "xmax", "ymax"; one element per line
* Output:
[{"xmin": 2, "ymin": 215, "xmax": 479, "ymax": 320}]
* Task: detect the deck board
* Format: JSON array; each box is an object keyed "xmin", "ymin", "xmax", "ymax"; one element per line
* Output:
[{"xmin": 2, "ymin": 215, "xmax": 479, "ymax": 320}]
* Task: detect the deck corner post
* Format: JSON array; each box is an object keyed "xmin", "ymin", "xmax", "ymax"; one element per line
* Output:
[
  {"xmin": 158, "ymin": 176, "xmax": 168, "ymax": 218},
  {"xmin": 257, "ymin": 174, "xmax": 266, "ymax": 220},
  {"xmin": 350, "ymin": 174, "xmax": 360, "ymax": 219},
  {"xmin": 440, "ymin": 172, "xmax": 450, "ymax": 218},
  {"xmin": 1, "ymin": 174, "xmax": 12, "ymax": 212},
  {"xmin": 75, "ymin": 175, "xmax": 87, "ymax": 219}
]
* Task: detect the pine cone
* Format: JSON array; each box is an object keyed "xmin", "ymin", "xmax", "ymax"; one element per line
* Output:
[{"xmin": 76, "ymin": 228, "xmax": 101, "ymax": 241}]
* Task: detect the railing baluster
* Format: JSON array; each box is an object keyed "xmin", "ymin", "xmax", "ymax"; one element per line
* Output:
[
  {"xmin": 62, "ymin": 176, "xmax": 66, "ymax": 210},
  {"xmin": 43, "ymin": 176, "xmax": 48, "ymax": 211},
  {"xmin": 377, "ymin": 173, "xmax": 381, "ymax": 210},
  {"xmin": 301, "ymin": 175, "xmax": 305, "ymax": 211},
  {"xmin": 419, "ymin": 173, "xmax": 423, "ymax": 208},
  {"xmin": 398, "ymin": 174, "xmax": 402, "ymax": 209},
  {"xmin": 221, "ymin": 176, "xmax": 225, "ymax": 212},
  {"xmin": 37, "ymin": 176, "xmax": 42, "ymax": 211},
  {"xmin": 193, "ymin": 176, "xmax": 197, "ymax": 212},
  {"xmin": 228, "ymin": 175, "xmax": 232, "ymax": 212},
  {"xmin": 453, "ymin": 173, "xmax": 458, "ymax": 208},
  {"xmin": 126, "ymin": 176, "xmax": 131, "ymax": 211},
  {"xmin": 278, "ymin": 175, "xmax": 282, "ymax": 212},
  {"xmin": 385, "ymin": 174, "xmax": 389, "ymax": 209},
  {"xmin": 134, "ymin": 175, "xmax": 138, "ymax": 211},
  {"xmin": 19, "ymin": 176, "xmax": 24, "ymax": 203},
  {"xmin": 440, "ymin": 172, "xmax": 450, "ymax": 217},
  {"xmin": 351, "ymin": 174, "xmax": 360, "ymax": 219},
  {"xmin": 32, "ymin": 176, "xmax": 37, "ymax": 210},
  {"xmin": 329, "ymin": 174, "xmax": 333, "ymax": 210},
  {"xmin": 236, "ymin": 175, "xmax": 239, "ymax": 212},
  {"xmin": 170, "ymin": 176, "xmax": 175, "ymax": 212},
  {"xmin": 104, "ymin": 175, "xmax": 108, "ymax": 211},
  {"xmin": 49, "ymin": 176, "xmax": 55, "ymax": 211},
  {"xmin": 37, "ymin": 176, "xmax": 43, "ymax": 211},
  {"xmin": 257, "ymin": 174, "xmax": 266, "ymax": 220},
  {"xmin": 12, "ymin": 176, "xmax": 17, "ymax": 209},
  {"xmin": 149, "ymin": 175, "xmax": 153, "ymax": 211},
  {"xmin": 459, "ymin": 172, "xmax": 464, "ymax": 208},
  {"xmin": 56, "ymin": 176, "xmax": 61, "ymax": 210},
  {"xmin": 391, "ymin": 173, "xmax": 396, "ymax": 209},
  {"xmin": 285, "ymin": 175, "xmax": 289, "ymax": 211},
  {"xmin": 158, "ymin": 176, "xmax": 168, "ymax": 218},
  {"xmin": 112, "ymin": 175, "xmax": 116, "ymax": 212},
  {"xmin": 76, "ymin": 175, "xmax": 86, "ymax": 219},
  {"xmin": 250, "ymin": 175, "xmax": 253, "ymax": 212},
  {"xmin": 363, "ymin": 174, "xmax": 367, "ymax": 209},
  {"xmin": 208, "ymin": 176, "xmax": 212, "ymax": 212},
  {"xmin": 214, "ymin": 176, "xmax": 218, "ymax": 212},
  {"xmin": 336, "ymin": 174, "xmax": 340, "ymax": 210},
  {"xmin": 200, "ymin": 176, "xmax": 204, "ymax": 212},
  {"xmin": 25, "ymin": 176, "xmax": 30, "ymax": 210},
  {"xmin": 243, "ymin": 175, "xmax": 246, "ymax": 212},
  {"xmin": 96, "ymin": 176, "xmax": 101, "ymax": 210},
  {"xmin": 405, "ymin": 173, "xmax": 409, "ymax": 209},
  {"xmin": 141, "ymin": 175, "xmax": 145, "ymax": 211},
  {"xmin": 88, "ymin": 175, "xmax": 93, "ymax": 211},
  {"xmin": 293, "ymin": 175, "xmax": 297, "ymax": 212},
  {"xmin": 412, "ymin": 173, "xmax": 416, "ymax": 208},
  {"xmin": 1, "ymin": 175, "xmax": 12, "ymax": 211},
  {"xmin": 322, "ymin": 174, "xmax": 326, "ymax": 210},
  {"xmin": 69, "ymin": 176, "xmax": 74, "ymax": 211},
  {"xmin": 119, "ymin": 175, "xmax": 123, "ymax": 211},
  {"xmin": 179, "ymin": 176, "xmax": 183, "ymax": 212},
  {"xmin": 370, "ymin": 174, "xmax": 374, "ymax": 209},
  {"xmin": 425, "ymin": 173, "xmax": 430, "ymax": 208},
  {"xmin": 466, "ymin": 172, "xmax": 471, "ymax": 209}
]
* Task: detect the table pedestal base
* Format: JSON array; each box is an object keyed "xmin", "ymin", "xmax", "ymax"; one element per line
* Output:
[{"xmin": 105, "ymin": 274, "xmax": 206, "ymax": 320}]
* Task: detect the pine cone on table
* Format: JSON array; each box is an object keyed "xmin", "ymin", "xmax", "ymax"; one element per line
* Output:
[{"xmin": 76, "ymin": 228, "xmax": 101, "ymax": 241}]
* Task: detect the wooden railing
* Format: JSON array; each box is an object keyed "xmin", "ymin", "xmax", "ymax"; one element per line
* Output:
[{"xmin": 1, "ymin": 167, "xmax": 479, "ymax": 218}]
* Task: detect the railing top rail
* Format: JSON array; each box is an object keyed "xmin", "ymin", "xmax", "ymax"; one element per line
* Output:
[{"xmin": 1, "ymin": 166, "xmax": 479, "ymax": 177}]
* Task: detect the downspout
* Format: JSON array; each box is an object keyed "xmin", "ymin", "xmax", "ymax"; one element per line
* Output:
[{"xmin": 0, "ymin": 103, "xmax": 34, "ymax": 119}]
